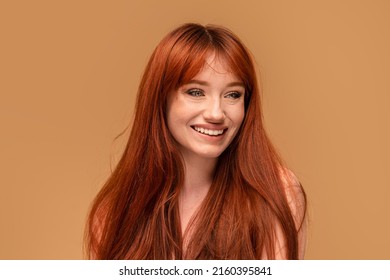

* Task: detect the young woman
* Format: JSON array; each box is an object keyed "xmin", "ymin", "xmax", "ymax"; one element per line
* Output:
[{"xmin": 85, "ymin": 23, "xmax": 307, "ymax": 259}]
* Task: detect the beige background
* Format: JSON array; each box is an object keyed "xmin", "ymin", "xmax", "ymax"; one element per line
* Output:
[{"xmin": 1, "ymin": 0, "xmax": 389, "ymax": 259}]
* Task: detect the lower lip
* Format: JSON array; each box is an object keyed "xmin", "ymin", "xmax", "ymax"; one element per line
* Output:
[{"xmin": 191, "ymin": 127, "xmax": 226, "ymax": 141}]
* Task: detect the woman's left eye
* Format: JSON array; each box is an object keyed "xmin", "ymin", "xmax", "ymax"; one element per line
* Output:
[{"xmin": 225, "ymin": 92, "xmax": 242, "ymax": 99}]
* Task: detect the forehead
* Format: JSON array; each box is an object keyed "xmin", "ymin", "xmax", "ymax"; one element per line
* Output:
[{"xmin": 191, "ymin": 53, "xmax": 241, "ymax": 82}]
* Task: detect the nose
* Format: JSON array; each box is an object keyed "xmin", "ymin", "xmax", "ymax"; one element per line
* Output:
[{"xmin": 202, "ymin": 97, "xmax": 226, "ymax": 123}]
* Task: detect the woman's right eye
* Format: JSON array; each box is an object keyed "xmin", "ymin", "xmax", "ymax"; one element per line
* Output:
[{"xmin": 186, "ymin": 88, "xmax": 204, "ymax": 97}]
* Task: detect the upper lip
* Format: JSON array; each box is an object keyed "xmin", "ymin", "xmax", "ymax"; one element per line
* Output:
[{"xmin": 191, "ymin": 124, "xmax": 228, "ymax": 130}]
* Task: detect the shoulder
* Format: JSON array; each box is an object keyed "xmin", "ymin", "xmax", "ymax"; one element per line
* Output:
[
  {"xmin": 278, "ymin": 167, "xmax": 306, "ymax": 228},
  {"xmin": 87, "ymin": 202, "xmax": 109, "ymax": 259},
  {"xmin": 275, "ymin": 167, "xmax": 308, "ymax": 259}
]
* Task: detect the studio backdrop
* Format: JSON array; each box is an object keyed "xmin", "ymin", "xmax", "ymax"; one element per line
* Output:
[{"xmin": 1, "ymin": 0, "xmax": 389, "ymax": 259}]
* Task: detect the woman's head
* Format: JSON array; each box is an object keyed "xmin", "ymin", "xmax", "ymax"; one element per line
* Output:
[
  {"xmin": 133, "ymin": 23, "xmax": 262, "ymax": 161},
  {"xmin": 166, "ymin": 53, "xmax": 246, "ymax": 160}
]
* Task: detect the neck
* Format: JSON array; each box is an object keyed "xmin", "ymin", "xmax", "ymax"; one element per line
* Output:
[
  {"xmin": 178, "ymin": 151, "xmax": 217, "ymax": 233},
  {"xmin": 181, "ymin": 152, "xmax": 217, "ymax": 195}
]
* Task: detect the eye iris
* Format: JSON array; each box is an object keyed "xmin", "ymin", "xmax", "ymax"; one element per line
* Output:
[
  {"xmin": 188, "ymin": 89, "xmax": 202, "ymax": 96},
  {"xmin": 228, "ymin": 92, "xmax": 241, "ymax": 99}
]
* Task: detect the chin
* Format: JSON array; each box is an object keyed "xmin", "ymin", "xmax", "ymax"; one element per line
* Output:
[
  {"xmin": 179, "ymin": 144, "xmax": 228, "ymax": 160},
  {"xmin": 195, "ymin": 149, "xmax": 225, "ymax": 159}
]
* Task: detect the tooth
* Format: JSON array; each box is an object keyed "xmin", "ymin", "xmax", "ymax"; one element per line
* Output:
[{"xmin": 194, "ymin": 127, "xmax": 225, "ymax": 136}]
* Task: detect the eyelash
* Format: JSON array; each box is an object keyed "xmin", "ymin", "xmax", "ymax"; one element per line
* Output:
[
  {"xmin": 225, "ymin": 92, "xmax": 242, "ymax": 99},
  {"xmin": 186, "ymin": 88, "xmax": 204, "ymax": 97},
  {"xmin": 185, "ymin": 88, "xmax": 243, "ymax": 99}
]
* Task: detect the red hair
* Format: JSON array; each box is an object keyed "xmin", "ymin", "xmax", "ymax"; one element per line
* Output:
[{"xmin": 85, "ymin": 23, "xmax": 306, "ymax": 259}]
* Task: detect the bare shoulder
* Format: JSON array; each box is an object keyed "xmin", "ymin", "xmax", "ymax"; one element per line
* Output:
[
  {"xmin": 87, "ymin": 203, "xmax": 108, "ymax": 259},
  {"xmin": 278, "ymin": 167, "xmax": 306, "ymax": 229},
  {"xmin": 92, "ymin": 203, "xmax": 109, "ymax": 240},
  {"xmin": 274, "ymin": 167, "xmax": 308, "ymax": 259}
]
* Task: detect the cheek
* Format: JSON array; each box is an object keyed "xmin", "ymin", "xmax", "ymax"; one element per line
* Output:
[
  {"xmin": 230, "ymin": 105, "xmax": 245, "ymax": 127},
  {"xmin": 166, "ymin": 96, "xmax": 179, "ymax": 126},
  {"xmin": 167, "ymin": 103, "xmax": 184, "ymax": 126},
  {"xmin": 167, "ymin": 96, "xmax": 198, "ymax": 126},
  {"xmin": 166, "ymin": 98, "xmax": 189, "ymax": 138}
]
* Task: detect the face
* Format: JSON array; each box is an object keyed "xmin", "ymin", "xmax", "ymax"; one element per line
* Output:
[{"xmin": 166, "ymin": 54, "xmax": 245, "ymax": 161}]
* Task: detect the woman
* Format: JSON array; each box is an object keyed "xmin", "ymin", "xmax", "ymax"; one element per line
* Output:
[{"xmin": 85, "ymin": 23, "xmax": 307, "ymax": 259}]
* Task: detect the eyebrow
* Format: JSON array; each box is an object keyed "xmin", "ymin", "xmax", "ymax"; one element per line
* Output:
[{"xmin": 185, "ymin": 79, "xmax": 245, "ymax": 88}]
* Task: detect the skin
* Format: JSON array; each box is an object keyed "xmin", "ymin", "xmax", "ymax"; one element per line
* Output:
[{"xmin": 166, "ymin": 54, "xmax": 245, "ymax": 233}]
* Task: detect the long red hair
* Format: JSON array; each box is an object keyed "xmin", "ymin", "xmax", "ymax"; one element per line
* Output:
[{"xmin": 85, "ymin": 23, "xmax": 306, "ymax": 259}]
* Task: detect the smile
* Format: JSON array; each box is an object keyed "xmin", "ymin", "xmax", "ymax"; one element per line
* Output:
[{"xmin": 192, "ymin": 126, "xmax": 226, "ymax": 136}]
